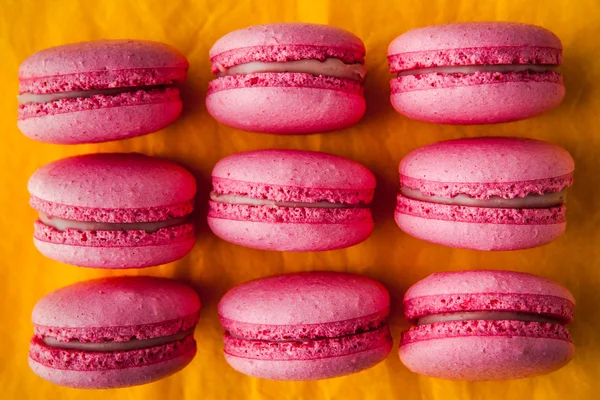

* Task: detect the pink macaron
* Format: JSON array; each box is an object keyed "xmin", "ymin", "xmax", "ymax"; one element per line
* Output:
[
  {"xmin": 29, "ymin": 276, "xmax": 200, "ymax": 389},
  {"xmin": 207, "ymin": 23, "xmax": 367, "ymax": 134},
  {"xmin": 399, "ymin": 270, "xmax": 575, "ymax": 380},
  {"xmin": 18, "ymin": 40, "xmax": 188, "ymax": 144},
  {"xmin": 28, "ymin": 153, "xmax": 196, "ymax": 268},
  {"xmin": 208, "ymin": 149, "xmax": 376, "ymax": 251},
  {"xmin": 218, "ymin": 272, "xmax": 392, "ymax": 380},
  {"xmin": 388, "ymin": 22, "xmax": 564, "ymax": 124},
  {"xmin": 395, "ymin": 137, "xmax": 574, "ymax": 250}
]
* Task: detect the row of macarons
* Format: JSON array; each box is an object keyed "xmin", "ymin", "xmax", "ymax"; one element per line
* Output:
[
  {"xmin": 29, "ymin": 270, "xmax": 575, "ymax": 388},
  {"xmin": 29, "ymin": 136, "xmax": 574, "ymax": 269},
  {"xmin": 18, "ymin": 21, "xmax": 564, "ymax": 144}
]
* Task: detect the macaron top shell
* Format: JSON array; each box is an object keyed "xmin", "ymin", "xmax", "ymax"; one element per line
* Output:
[
  {"xmin": 32, "ymin": 276, "xmax": 201, "ymax": 329},
  {"xmin": 400, "ymin": 137, "xmax": 574, "ymax": 185},
  {"xmin": 28, "ymin": 153, "xmax": 196, "ymax": 210},
  {"xmin": 405, "ymin": 270, "xmax": 575, "ymax": 303},
  {"xmin": 210, "ymin": 23, "xmax": 365, "ymax": 67},
  {"xmin": 19, "ymin": 40, "xmax": 189, "ymax": 80},
  {"xmin": 218, "ymin": 272, "xmax": 390, "ymax": 325},
  {"xmin": 388, "ymin": 22, "xmax": 562, "ymax": 56},
  {"xmin": 213, "ymin": 149, "xmax": 376, "ymax": 190}
]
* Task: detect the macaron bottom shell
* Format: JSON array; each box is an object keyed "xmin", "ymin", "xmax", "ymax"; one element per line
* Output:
[
  {"xmin": 33, "ymin": 237, "xmax": 196, "ymax": 269},
  {"xmin": 208, "ymin": 218, "xmax": 374, "ymax": 251},
  {"xmin": 18, "ymin": 100, "xmax": 182, "ymax": 144},
  {"xmin": 225, "ymin": 338, "xmax": 392, "ymax": 381},
  {"xmin": 206, "ymin": 86, "xmax": 365, "ymax": 134},
  {"xmin": 28, "ymin": 348, "xmax": 196, "ymax": 389},
  {"xmin": 390, "ymin": 80, "xmax": 564, "ymax": 124},
  {"xmin": 395, "ymin": 212, "xmax": 565, "ymax": 251},
  {"xmin": 399, "ymin": 335, "xmax": 574, "ymax": 381}
]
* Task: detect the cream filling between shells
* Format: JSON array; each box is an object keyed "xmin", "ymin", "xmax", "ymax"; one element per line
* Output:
[
  {"xmin": 400, "ymin": 187, "xmax": 566, "ymax": 209},
  {"xmin": 210, "ymin": 192, "xmax": 366, "ymax": 208},
  {"xmin": 42, "ymin": 328, "xmax": 195, "ymax": 352},
  {"xmin": 397, "ymin": 64, "xmax": 558, "ymax": 77},
  {"xmin": 216, "ymin": 58, "xmax": 367, "ymax": 81},
  {"xmin": 18, "ymin": 85, "xmax": 172, "ymax": 104},
  {"xmin": 39, "ymin": 213, "xmax": 189, "ymax": 233},
  {"xmin": 417, "ymin": 311, "xmax": 562, "ymax": 326}
]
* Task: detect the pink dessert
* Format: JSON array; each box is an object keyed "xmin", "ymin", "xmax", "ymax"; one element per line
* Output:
[
  {"xmin": 387, "ymin": 22, "xmax": 564, "ymax": 124},
  {"xmin": 29, "ymin": 276, "xmax": 201, "ymax": 389},
  {"xmin": 208, "ymin": 149, "xmax": 376, "ymax": 251},
  {"xmin": 399, "ymin": 270, "xmax": 575, "ymax": 380},
  {"xmin": 18, "ymin": 40, "xmax": 188, "ymax": 144},
  {"xmin": 218, "ymin": 272, "xmax": 392, "ymax": 380},
  {"xmin": 395, "ymin": 137, "xmax": 574, "ymax": 250},
  {"xmin": 207, "ymin": 23, "xmax": 367, "ymax": 134},
  {"xmin": 28, "ymin": 153, "xmax": 196, "ymax": 268}
]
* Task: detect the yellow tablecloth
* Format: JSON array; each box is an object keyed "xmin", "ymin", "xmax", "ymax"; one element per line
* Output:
[{"xmin": 1, "ymin": 0, "xmax": 598, "ymax": 398}]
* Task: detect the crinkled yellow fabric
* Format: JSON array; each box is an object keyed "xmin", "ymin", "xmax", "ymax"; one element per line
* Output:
[{"xmin": 0, "ymin": 0, "xmax": 598, "ymax": 399}]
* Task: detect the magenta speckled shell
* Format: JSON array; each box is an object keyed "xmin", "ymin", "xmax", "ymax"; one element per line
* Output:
[
  {"xmin": 400, "ymin": 335, "xmax": 573, "ymax": 381},
  {"xmin": 400, "ymin": 137, "xmax": 574, "ymax": 192},
  {"xmin": 29, "ymin": 350, "xmax": 196, "ymax": 389},
  {"xmin": 388, "ymin": 22, "xmax": 561, "ymax": 62},
  {"xmin": 206, "ymin": 85, "xmax": 365, "ymax": 134},
  {"xmin": 29, "ymin": 277, "xmax": 200, "ymax": 388},
  {"xmin": 207, "ymin": 23, "xmax": 366, "ymax": 134},
  {"xmin": 210, "ymin": 23, "xmax": 365, "ymax": 67},
  {"xmin": 32, "ymin": 276, "xmax": 200, "ymax": 332},
  {"xmin": 225, "ymin": 341, "xmax": 392, "ymax": 381},
  {"xmin": 18, "ymin": 40, "xmax": 188, "ymax": 144},
  {"xmin": 19, "ymin": 40, "xmax": 188, "ymax": 80},
  {"xmin": 213, "ymin": 149, "xmax": 375, "ymax": 192},
  {"xmin": 209, "ymin": 150, "xmax": 375, "ymax": 251},
  {"xmin": 404, "ymin": 270, "xmax": 574, "ymax": 320},
  {"xmin": 18, "ymin": 99, "xmax": 183, "ymax": 145},
  {"xmin": 28, "ymin": 153, "xmax": 197, "ymax": 268},
  {"xmin": 219, "ymin": 272, "xmax": 389, "ymax": 326},
  {"xmin": 405, "ymin": 270, "xmax": 574, "ymax": 303},
  {"xmin": 29, "ymin": 153, "xmax": 196, "ymax": 213},
  {"xmin": 395, "ymin": 137, "xmax": 574, "ymax": 251},
  {"xmin": 399, "ymin": 270, "xmax": 575, "ymax": 380},
  {"xmin": 218, "ymin": 272, "xmax": 391, "ymax": 380},
  {"xmin": 394, "ymin": 212, "xmax": 566, "ymax": 251},
  {"xmin": 390, "ymin": 79, "xmax": 564, "ymax": 124},
  {"xmin": 387, "ymin": 22, "xmax": 564, "ymax": 124}
]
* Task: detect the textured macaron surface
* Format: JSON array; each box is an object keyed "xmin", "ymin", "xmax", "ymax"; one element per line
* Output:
[
  {"xmin": 388, "ymin": 22, "xmax": 562, "ymax": 72},
  {"xmin": 32, "ymin": 276, "xmax": 200, "ymax": 342},
  {"xmin": 219, "ymin": 272, "xmax": 389, "ymax": 329},
  {"xmin": 29, "ymin": 153, "xmax": 196, "ymax": 222},
  {"xmin": 19, "ymin": 40, "xmax": 188, "ymax": 94},
  {"xmin": 210, "ymin": 23, "xmax": 365, "ymax": 71},
  {"xmin": 399, "ymin": 137, "xmax": 574, "ymax": 199},
  {"xmin": 212, "ymin": 149, "xmax": 375, "ymax": 204},
  {"xmin": 403, "ymin": 270, "xmax": 574, "ymax": 322}
]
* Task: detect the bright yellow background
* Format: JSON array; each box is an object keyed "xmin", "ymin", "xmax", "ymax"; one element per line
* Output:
[{"xmin": 0, "ymin": 0, "xmax": 598, "ymax": 398}]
